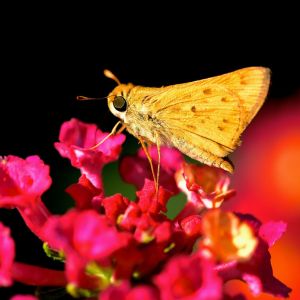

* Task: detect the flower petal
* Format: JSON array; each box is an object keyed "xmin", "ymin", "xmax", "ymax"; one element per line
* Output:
[
  {"xmin": 259, "ymin": 221, "xmax": 287, "ymax": 247},
  {"xmin": 0, "ymin": 155, "xmax": 51, "ymax": 208},
  {"xmin": 120, "ymin": 146, "xmax": 183, "ymax": 193},
  {"xmin": 0, "ymin": 222, "xmax": 15, "ymax": 287},
  {"xmin": 55, "ymin": 118, "xmax": 125, "ymax": 189}
]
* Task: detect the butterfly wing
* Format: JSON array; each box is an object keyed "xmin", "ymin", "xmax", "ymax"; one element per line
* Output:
[{"xmin": 143, "ymin": 67, "xmax": 270, "ymax": 171}]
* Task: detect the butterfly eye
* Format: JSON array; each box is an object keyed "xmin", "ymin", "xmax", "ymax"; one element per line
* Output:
[{"xmin": 113, "ymin": 95, "xmax": 127, "ymax": 112}]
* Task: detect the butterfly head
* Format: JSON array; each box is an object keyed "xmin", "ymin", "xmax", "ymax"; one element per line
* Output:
[{"xmin": 104, "ymin": 70, "xmax": 134, "ymax": 121}]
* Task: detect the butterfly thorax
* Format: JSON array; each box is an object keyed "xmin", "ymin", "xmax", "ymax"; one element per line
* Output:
[{"xmin": 108, "ymin": 84, "xmax": 168, "ymax": 145}]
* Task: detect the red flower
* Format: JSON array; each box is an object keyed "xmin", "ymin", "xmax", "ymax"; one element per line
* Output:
[
  {"xmin": 0, "ymin": 222, "xmax": 15, "ymax": 287},
  {"xmin": 120, "ymin": 146, "xmax": 183, "ymax": 193},
  {"xmin": 118, "ymin": 202, "xmax": 141, "ymax": 232},
  {"xmin": 66, "ymin": 175, "xmax": 103, "ymax": 210},
  {"xmin": 179, "ymin": 215, "xmax": 202, "ymax": 238},
  {"xmin": 154, "ymin": 252, "xmax": 222, "ymax": 300},
  {"xmin": 175, "ymin": 163, "xmax": 235, "ymax": 220},
  {"xmin": 55, "ymin": 118, "xmax": 125, "ymax": 189},
  {"xmin": 101, "ymin": 193, "xmax": 130, "ymax": 224},
  {"xmin": 136, "ymin": 179, "xmax": 173, "ymax": 214},
  {"xmin": 100, "ymin": 281, "xmax": 159, "ymax": 300}
]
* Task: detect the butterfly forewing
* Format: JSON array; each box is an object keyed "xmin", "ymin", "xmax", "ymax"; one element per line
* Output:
[{"xmin": 143, "ymin": 67, "xmax": 270, "ymax": 155}]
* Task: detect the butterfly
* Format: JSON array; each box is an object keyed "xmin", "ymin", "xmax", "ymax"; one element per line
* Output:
[{"xmin": 79, "ymin": 67, "xmax": 270, "ymax": 191}]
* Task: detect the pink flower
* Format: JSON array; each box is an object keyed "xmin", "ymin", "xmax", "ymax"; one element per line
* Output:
[
  {"xmin": 0, "ymin": 222, "xmax": 15, "ymax": 286},
  {"xmin": 0, "ymin": 155, "xmax": 51, "ymax": 240},
  {"xmin": 10, "ymin": 295, "xmax": 38, "ymax": 300},
  {"xmin": 55, "ymin": 118, "xmax": 125, "ymax": 189},
  {"xmin": 72, "ymin": 211, "xmax": 131, "ymax": 260},
  {"xmin": 120, "ymin": 146, "xmax": 183, "ymax": 193},
  {"xmin": 217, "ymin": 215, "xmax": 291, "ymax": 298},
  {"xmin": 43, "ymin": 209, "xmax": 133, "ymax": 289},
  {"xmin": 259, "ymin": 221, "xmax": 287, "ymax": 247},
  {"xmin": 0, "ymin": 117, "xmax": 292, "ymax": 299},
  {"xmin": 0, "ymin": 155, "xmax": 51, "ymax": 208},
  {"xmin": 44, "ymin": 210, "xmax": 131, "ymax": 259},
  {"xmin": 0, "ymin": 222, "xmax": 66, "ymax": 288},
  {"xmin": 154, "ymin": 252, "xmax": 222, "ymax": 300}
]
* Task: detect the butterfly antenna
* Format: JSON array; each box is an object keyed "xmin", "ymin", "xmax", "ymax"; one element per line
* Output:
[
  {"xmin": 104, "ymin": 69, "xmax": 121, "ymax": 85},
  {"xmin": 76, "ymin": 96, "xmax": 107, "ymax": 101}
]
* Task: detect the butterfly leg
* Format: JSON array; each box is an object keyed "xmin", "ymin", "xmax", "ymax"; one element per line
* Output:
[
  {"xmin": 88, "ymin": 121, "xmax": 126, "ymax": 150},
  {"xmin": 155, "ymin": 133, "xmax": 161, "ymax": 194},
  {"xmin": 139, "ymin": 137, "xmax": 158, "ymax": 193}
]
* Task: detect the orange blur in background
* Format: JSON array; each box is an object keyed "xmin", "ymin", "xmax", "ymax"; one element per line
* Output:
[{"xmin": 225, "ymin": 92, "xmax": 300, "ymax": 299}]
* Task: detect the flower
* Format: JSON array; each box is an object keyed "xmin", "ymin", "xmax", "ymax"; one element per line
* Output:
[
  {"xmin": 66, "ymin": 175, "xmax": 103, "ymax": 210},
  {"xmin": 136, "ymin": 179, "xmax": 173, "ymax": 214},
  {"xmin": 0, "ymin": 222, "xmax": 15, "ymax": 287},
  {"xmin": 201, "ymin": 209, "xmax": 258, "ymax": 262},
  {"xmin": 0, "ymin": 155, "xmax": 51, "ymax": 239},
  {"xmin": 217, "ymin": 215, "xmax": 291, "ymax": 297},
  {"xmin": 55, "ymin": 118, "xmax": 125, "ymax": 189},
  {"xmin": 0, "ymin": 118, "xmax": 291, "ymax": 299},
  {"xmin": 0, "ymin": 155, "xmax": 51, "ymax": 208},
  {"xmin": 43, "ymin": 209, "xmax": 133, "ymax": 290},
  {"xmin": 154, "ymin": 252, "xmax": 222, "ymax": 300},
  {"xmin": 120, "ymin": 146, "xmax": 183, "ymax": 193},
  {"xmin": 0, "ymin": 221, "xmax": 66, "ymax": 288},
  {"xmin": 10, "ymin": 295, "xmax": 38, "ymax": 300},
  {"xmin": 100, "ymin": 281, "xmax": 159, "ymax": 300},
  {"xmin": 101, "ymin": 193, "xmax": 130, "ymax": 224},
  {"xmin": 175, "ymin": 163, "xmax": 235, "ymax": 220}
]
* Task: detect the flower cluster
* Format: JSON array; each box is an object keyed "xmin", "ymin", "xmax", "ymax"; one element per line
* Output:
[{"xmin": 0, "ymin": 119, "xmax": 291, "ymax": 299}]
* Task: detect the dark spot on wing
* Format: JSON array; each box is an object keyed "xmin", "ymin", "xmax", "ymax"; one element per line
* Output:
[
  {"xmin": 147, "ymin": 114, "xmax": 153, "ymax": 121},
  {"xmin": 187, "ymin": 124, "xmax": 196, "ymax": 130},
  {"xmin": 191, "ymin": 105, "xmax": 196, "ymax": 112},
  {"xmin": 203, "ymin": 88, "xmax": 212, "ymax": 95}
]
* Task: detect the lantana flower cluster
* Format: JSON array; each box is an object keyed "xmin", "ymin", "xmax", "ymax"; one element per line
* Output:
[{"xmin": 0, "ymin": 119, "xmax": 291, "ymax": 299}]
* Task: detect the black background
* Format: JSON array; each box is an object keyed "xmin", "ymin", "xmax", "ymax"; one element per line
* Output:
[
  {"xmin": 1, "ymin": 7, "xmax": 299, "ymax": 162},
  {"xmin": 1, "ymin": 4, "xmax": 299, "ymax": 299}
]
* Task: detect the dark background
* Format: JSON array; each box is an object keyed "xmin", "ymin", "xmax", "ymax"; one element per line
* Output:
[
  {"xmin": 1, "ymin": 7, "xmax": 299, "ymax": 161},
  {"xmin": 1, "ymin": 5, "xmax": 299, "ymax": 299}
]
